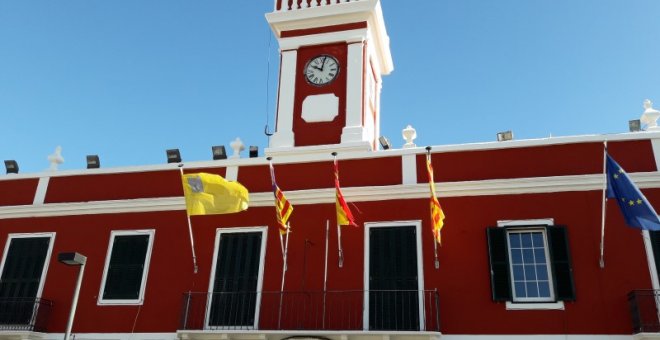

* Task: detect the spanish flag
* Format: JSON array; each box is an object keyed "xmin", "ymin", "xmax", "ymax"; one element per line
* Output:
[
  {"xmin": 426, "ymin": 153, "xmax": 445, "ymax": 244},
  {"xmin": 334, "ymin": 158, "xmax": 357, "ymax": 227},
  {"xmin": 269, "ymin": 162, "xmax": 293, "ymax": 235},
  {"xmin": 181, "ymin": 173, "xmax": 249, "ymax": 216}
]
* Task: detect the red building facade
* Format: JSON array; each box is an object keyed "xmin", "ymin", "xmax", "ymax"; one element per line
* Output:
[{"xmin": 1, "ymin": 1, "xmax": 660, "ymax": 339}]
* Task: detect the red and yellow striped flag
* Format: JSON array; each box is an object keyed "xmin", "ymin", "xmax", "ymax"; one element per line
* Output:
[
  {"xmin": 426, "ymin": 153, "xmax": 445, "ymax": 244},
  {"xmin": 334, "ymin": 158, "xmax": 357, "ymax": 227},
  {"xmin": 270, "ymin": 162, "xmax": 293, "ymax": 235}
]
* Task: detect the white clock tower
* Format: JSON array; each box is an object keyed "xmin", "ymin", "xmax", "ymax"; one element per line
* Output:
[{"xmin": 265, "ymin": 0, "xmax": 393, "ymax": 156}]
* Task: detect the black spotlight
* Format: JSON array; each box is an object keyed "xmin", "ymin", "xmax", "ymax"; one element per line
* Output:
[
  {"xmin": 86, "ymin": 155, "xmax": 100, "ymax": 169},
  {"xmin": 629, "ymin": 119, "xmax": 641, "ymax": 132},
  {"xmin": 4, "ymin": 160, "xmax": 18, "ymax": 174},
  {"xmin": 378, "ymin": 136, "xmax": 391, "ymax": 150},
  {"xmin": 166, "ymin": 149, "xmax": 181, "ymax": 163},
  {"xmin": 249, "ymin": 146, "xmax": 258, "ymax": 158},
  {"xmin": 212, "ymin": 146, "xmax": 227, "ymax": 160}
]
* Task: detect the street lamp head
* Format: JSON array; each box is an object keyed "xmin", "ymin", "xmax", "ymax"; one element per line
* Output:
[{"xmin": 58, "ymin": 252, "xmax": 87, "ymax": 266}]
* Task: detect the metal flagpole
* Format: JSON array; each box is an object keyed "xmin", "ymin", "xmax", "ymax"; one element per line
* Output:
[
  {"xmin": 179, "ymin": 165, "xmax": 199, "ymax": 274},
  {"xmin": 322, "ymin": 219, "xmax": 329, "ymax": 328},
  {"xmin": 599, "ymin": 141, "xmax": 608, "ymax": 268},
  {"xmin": 337, "ymin": 224, "xmax": 344, "ymax": 268},
  {"xmin": 278, "ymin": 223, "xmax": 291, "ymax": 328}
]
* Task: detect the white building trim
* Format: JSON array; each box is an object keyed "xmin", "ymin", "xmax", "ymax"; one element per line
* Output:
[{"xmin": 3, "ymin": 172, "xmax": 660, "ymax": 219}]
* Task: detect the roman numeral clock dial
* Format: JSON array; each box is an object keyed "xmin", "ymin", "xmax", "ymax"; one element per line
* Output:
[{"xmin": 304, "ymin": 55, "xmax": 339, "ymax": 86}]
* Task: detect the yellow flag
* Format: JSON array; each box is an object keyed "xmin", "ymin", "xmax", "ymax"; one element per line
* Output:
[{"xmin": 181, "ymin": 173, "xmax": 249, "ymax": 216}]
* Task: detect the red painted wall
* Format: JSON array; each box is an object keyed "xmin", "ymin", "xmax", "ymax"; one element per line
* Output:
[
  {"xmin": 293, "ymin": 43, "xmax": 348, "ymax": 146},
  {"xmin": 45, "ymin": 170, "xmax": 184, "ymax": 203},
  {"xmin": 417, "ymin": 140, "xmax": 656, "ymax": 183},
  {"xmin": 0, "ymin": 178, "xmax": 38, "ymax": 206},
  {"xmin": 0, "ymin": 187, "xmax": 655, "ymax": 334}
]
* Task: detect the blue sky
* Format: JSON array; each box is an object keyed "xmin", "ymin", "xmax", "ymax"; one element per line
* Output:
[{"xmin": 1, "ymin": 1, "xmax": 659, "ymax": 173}]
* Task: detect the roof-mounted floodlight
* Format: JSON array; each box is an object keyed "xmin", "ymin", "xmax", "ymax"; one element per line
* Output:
[
  {"xmin": 379, "ymin": 136, "xmax": 391, "ymax": 150},
  {"xmin": 249, "ymin": 146, "xmax": 259, "ymax": 158},
  {"xmin": 212, "ymin": 146, "xmax": 227, "ymax": 160},
  {"xmin": 496, "ymin": 131, "xmax": 513, "ymax": 142},
  {"xmin": 166, "ymin": 149, "xmax": 181, "ymax": 163},
  {"xmin": 86, "ymin": 155, "xmax": 100, "ymax": 169},
  {"xmin": 4, "ymin": 160, "xmax": 18, "ymax": 174},
  {"xmin": 629, "ymin": 119, "xmax": 641, "ymax": 132}
]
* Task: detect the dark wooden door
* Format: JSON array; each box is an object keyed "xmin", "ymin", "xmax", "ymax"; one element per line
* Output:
[
  {"xmin": 209, "ymin": 232, "xmax": 262, "ymax": 328},
  {"xmin": 368, "ymin": 226, "xmax": 420, "ymax": 330}
]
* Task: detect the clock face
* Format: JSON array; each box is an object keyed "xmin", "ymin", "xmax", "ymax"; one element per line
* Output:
[{"xmin": 304, "ymin": 55, "xmax": 339, "ymax": 86}]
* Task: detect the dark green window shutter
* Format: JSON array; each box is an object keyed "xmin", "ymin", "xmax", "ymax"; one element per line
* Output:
[
  {"xmin": 547, "ymin": 225, "xmax": 576, "ymax": 301},
  {"xmin": 486, "ymin": 227, "xmax": 511, "ymax": 301},
  {"xmin": 103, "ymin": 234, "xmax": 150, "ymax": 300}
]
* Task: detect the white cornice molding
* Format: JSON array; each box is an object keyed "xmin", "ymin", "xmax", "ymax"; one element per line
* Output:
[{"xmin": 2, "ymin": 172, "xmax": 660, "ymax": 220}]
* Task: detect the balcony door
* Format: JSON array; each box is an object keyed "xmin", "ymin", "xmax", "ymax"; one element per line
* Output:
[
  {"xmin": 0, "ymin": 233, "xmax": 54, "ymax": 325},
  {"xmin": 365, "ymin": 222, "xmax": 424, "ymax": 331},
  {"xmin": 207, "ymin": 227, "xmax": 266, "ymax": 329}
]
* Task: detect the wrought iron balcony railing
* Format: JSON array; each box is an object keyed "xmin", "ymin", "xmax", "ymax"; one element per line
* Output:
[
  {"xmin": 0, "ymin": 297, "xmax": 53, "ymax": 332},
  {"xmin": 629, "ymin": 290, "xmax": 660, "ymax": 333},
  {"xmin": 180, "ymin": 290, "xmax": 440, "ymax": 332}
]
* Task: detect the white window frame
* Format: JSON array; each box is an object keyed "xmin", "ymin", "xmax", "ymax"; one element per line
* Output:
[
  {"xmin": 206, "ymin": 226, "xmax": 268, "ymax": 330},
  {"xmin": 497, "ymin": 219, "xmax": 565, "ymax": 310},
  {"xmin": 98, "ymin": 229, "xmax": 155, "ymax": 305},
  {"xmin": 363, "ymin": 220, "xmax": 425, "ymax": 331},
  {"xmin": 0, "ymin": 232, "xmax": 56, "ymax": 302}
]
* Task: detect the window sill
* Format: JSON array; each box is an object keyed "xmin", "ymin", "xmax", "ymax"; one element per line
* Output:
[
  {"xmin": 505, "ymin": 301, "xmax": 564, "ymax": 310},
  {"xmin": 97, "ymin": 299, "xmax": 144, "ymax": 306}
]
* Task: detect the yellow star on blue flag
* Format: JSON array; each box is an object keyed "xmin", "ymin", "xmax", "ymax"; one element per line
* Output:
[{"xmin": 606, "ymin": 154, "xmax": 660, "ymax": 231}]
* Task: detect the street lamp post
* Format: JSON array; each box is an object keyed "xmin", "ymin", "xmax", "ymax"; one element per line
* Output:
[{"xmin": 58, "ymin": 252, "xmax": 87, "ymax": 340}]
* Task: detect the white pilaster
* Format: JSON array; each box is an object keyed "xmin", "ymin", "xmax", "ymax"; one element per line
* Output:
[
  {"xmin": 270, "ymin": 50, "xmax": 297, "ymax": 148},
  {"xmin": 401, "ymin": 154, "xmax": 417, "ymax": 185},
  {"xmin": 341, "ymin": 40, "xmax": 366, "ymax": 145}
]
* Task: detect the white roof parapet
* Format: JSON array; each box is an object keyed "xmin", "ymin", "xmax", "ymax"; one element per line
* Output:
[{"xmin": 641, "ymin": 99, "xmax": 660, "ymax": 131}]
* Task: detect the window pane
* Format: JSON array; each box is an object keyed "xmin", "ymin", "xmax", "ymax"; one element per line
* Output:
[
  {"xmin": 522, "ymin": 249, "xmax": 534, "ymax": 263},
  {"xmin": 514, "ymin": 282, "xmax": 526, "ymax": 297},
  {"xmin": 538, "ymin": 282, "xmax": 551, "ymax": 298},
  {"xmin": 512, "ymin": 264, "xmax": 524, "ymax": 280},
  {"xmin": 524, "ymin": 265, "xmax": 537, "ymax": 280},
  {"xmin": 537, "ymin": 264, "xmax": 549, "ymax": 280},
  {"xmin": 534, "ymin": 248, "xmax": 546, "ymax": 263},
  {"xmin": 509, "ymin": 234, "xmax": 521, "ymax": 248},
  {"xmin": 521, "ymin": 234, "xmax": 532, "ymax": 247},
  {"xmin": 532, "ymin": 233, "xmax": 544, "ymax": 247},
  {"xmin": 511, "ymin": 249, "xmax": 523, "ymax": 264},
  {"xmin": 526, "ymin": 282, "xmax": 539, "ymax": 297}
]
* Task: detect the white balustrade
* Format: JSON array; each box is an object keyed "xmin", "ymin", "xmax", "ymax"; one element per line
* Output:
[{"xmin": 275, "ymin": 0, "xmax": 359, "ymax": 12}]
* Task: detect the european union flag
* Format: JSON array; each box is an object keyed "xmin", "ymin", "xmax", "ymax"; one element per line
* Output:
[{"xmin": 606, "ymin": 154, "xmax": 660, "ymax": 231}]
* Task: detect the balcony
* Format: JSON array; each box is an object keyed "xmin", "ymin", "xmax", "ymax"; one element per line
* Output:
[
  {"xmin": 179, "ymin": 290, "xmax": 440, "ymax": 340},
  {"xmin": 274, "ymin": 0, "xmax": 362, "ymax": 12},
  {"xmin": 629, "ymin": 290, "xmax": 660, "ymax": 339},
  {"xmin": 0, "ymin": 297, "xmax": 52, "ymax": 336}
]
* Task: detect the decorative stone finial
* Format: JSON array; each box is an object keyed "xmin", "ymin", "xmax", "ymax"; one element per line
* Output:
[
  {"xmin": 402, "ymin": 125, "xmax": 417, "ymax": 149},
  {"xmin": 47, "ymin": 146, "xmax": 64, "ymax": 171},
  {"xmin": 230, "ymin": 138, "xmax": 245, "ymax": 158},
  {"xmin": 641, "ymin": 99, "xmax": 660, "ymax": 131}
]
